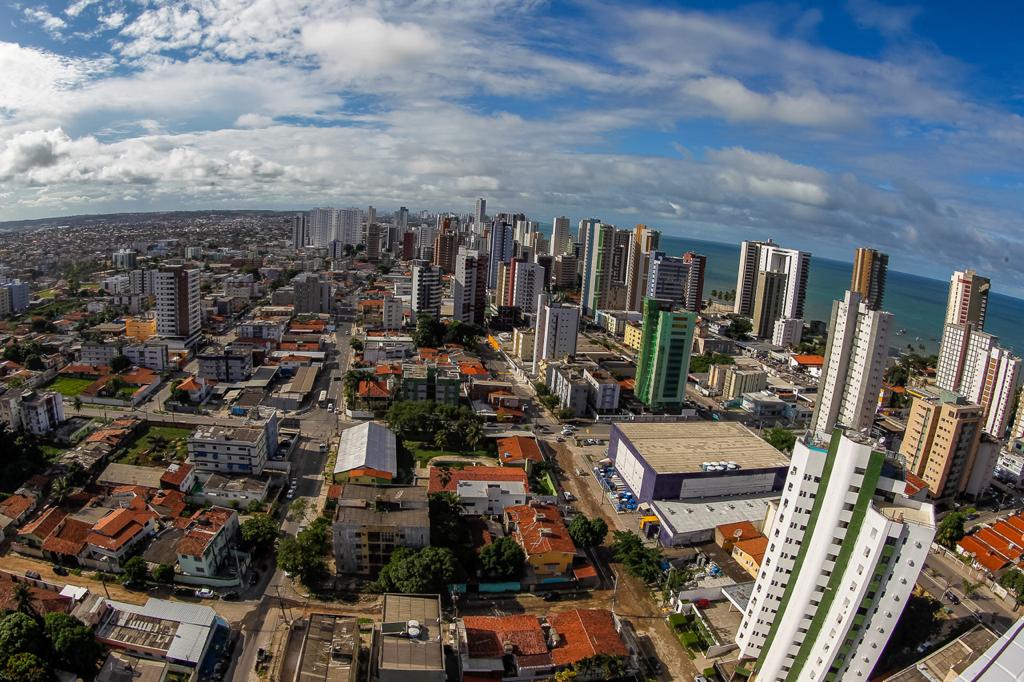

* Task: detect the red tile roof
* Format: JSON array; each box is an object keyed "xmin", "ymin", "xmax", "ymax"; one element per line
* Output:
[
  {"xmin": 957, "ymin": 535, "xmax": 1011, "ymax": 573},
  {"xmin": 497, "ymin": 437, "xmax": 544, "ymax": 466},
  {"xmin": 42, "ymin": 518, "xmax": 92, "ymax": 557},
  {"xmin": 428, "ymin": 467, "xmax": 529, "ymax": 495},
  {"xmin": 462, "ymin": 615, "xmax": 549, "ymax": 659},
  {"xmin": 733, "ymin": 536, "xmax": 769, "ymax": 564},
  {"xmin": 358, "ymin": 380, "xmax": 391, "ymax": 399},
  {"xmin": 505, "ymin": 503, "xmax": 576, "ymax": 556},
  {"xmin": 904, "ymin": 472, "xmax": 928, "ymax": 498},
  {"xmin": 160, "ymin": 462, "xmax": 194, "ymax": 488},
  {"xmin": 0, "ymin": 494, "xmax": 34, "ymax": 521},
  {"xmin": 548, "ymin": 609, "xmax": 627, "ymax": 666},
  {"xmin": 0, "ymin": 573, "xmax": 70, "ymax": 615},
  {"xmin": 717, "ymin": 521, "xmax": 761, "ymax": 543},
  {"xmin": 19, "ymin": 507, "xmax": 66, "ymax": 541},
  {"xmin": 1003, "ymin": 514, "xmax": 1024, "ymax": 535},
  {"xmin": 86, "ymin": 508, "xmax": 156, "ymax": 551},
  {"xmin": 177, "ymin": 507, "xmax": 235, "ymax": 558},
  {"xmin": 791, "ymin": 354, "xmax": 825, "ymax": 366},
  {"xmin": 975, "ymin": 527, "xmax": 1023, "ymax": 562}
]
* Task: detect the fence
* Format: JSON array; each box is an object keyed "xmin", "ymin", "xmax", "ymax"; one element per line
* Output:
[{"xmin": 930, "ymin": 544, "xmax": 1015, "ymax": 604}]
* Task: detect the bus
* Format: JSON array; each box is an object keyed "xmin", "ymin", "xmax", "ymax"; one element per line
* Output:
[{"xmin": 318, "ymin": 390, "xmax": 328, "ymax": 407}]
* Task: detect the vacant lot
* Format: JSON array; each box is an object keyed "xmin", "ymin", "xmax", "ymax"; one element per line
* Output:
[
  {"xmin": 118, "ymin": 425, "xmax": 193, "ymax": 465},
  {"xmin": 47, "ymin": 376, "xmax": 96, "ymax": 397}
]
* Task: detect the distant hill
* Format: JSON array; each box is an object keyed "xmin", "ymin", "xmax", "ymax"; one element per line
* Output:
[{"xmin": 0, "ymin": 209, "xmax": 299, "ymax": 232}]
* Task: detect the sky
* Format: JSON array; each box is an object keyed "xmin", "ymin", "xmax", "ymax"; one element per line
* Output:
[{"xmin": 2, "ymin": 1, "xmax": 1024, "ymax": 292}]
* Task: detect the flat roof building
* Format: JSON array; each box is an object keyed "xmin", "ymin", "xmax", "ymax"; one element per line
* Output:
[
  {"xmin": 297, "ymin": 613, "xmax": 359, "ymax": 682},
  {"xmin": 608, "ymin": 422, "xmax": 788, "ymax": 503},
  {"xmin": 376, "ymin": 594, "xmax": 445, "ymax": 682},
  {"xmin": 652, "ymin": 493, "xmax": 777, "ymax": 547}
]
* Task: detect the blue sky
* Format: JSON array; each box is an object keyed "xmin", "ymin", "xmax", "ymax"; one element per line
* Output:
[{"xmin": 2, "ymin": 1, "xmax": 1024, "ymax": 293}]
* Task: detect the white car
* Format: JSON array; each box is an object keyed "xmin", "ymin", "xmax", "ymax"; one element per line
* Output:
[{"xmin": 195, "ymin": 588, "xmax": 216, "ymax": 599}]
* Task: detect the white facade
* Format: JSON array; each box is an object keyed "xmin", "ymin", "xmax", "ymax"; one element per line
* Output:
[
  {"xmin": 939, "ymin": 324, "xmax": 1020, "ymax": 437},
  {"xmin": 453, "ymin": 248, "xmax": 486, "ymax": 324},
  {"xmin": 0, "ymin": 390, "xmax": 65, "ymax": 435},
  {"xmin": 772, "ymin": 317, "xmax": 803, "ymax": 348},
  {"xmin": 584, "ymin": 368, "xmax": 621, "ymax": 412},
  {"xmin": 734, "ymin": 240, "xmax": 810, "ymax": 320},
  {"xmin": 188, "ymin": 425, "xmax": 268, "ymax": 475},
  {"xmin": 511, "ymin": 261, "xmax": 545, "ymax": 315},
  {"xmin": 474, "ymin": 198, "xmax": 486, "ymax": 231},
  {"xmin": 735, "ymin": 431, "xmax": 935, "ymax": 682},
  {"xmin": 945, "ymin": 269, "xmax": 990, "ymax": 327},
  {"xmin": 624, "ymin": 226, "xmax": 660, "ymax": 312},
  {"xmin": 455, "ymin": 479, "xmax": 528, "ymax": 515},
  {"xmin": 811, "ymin": 290, "xmax": 892, "ymax": 435},
  {"xmin": 112, "ymin": 249, "xmax": 137, "ymax": 270},
  {"xmin": 411, "ymin": 264, "xmax": 441, "ymax": 319},
  {"xmin": 381, "ymin": 297, "xmax": 404, "ymax": 329},
  {"xmin": 532, "ymin": 294, "xmax": 580, "ymax": 373},
  {"xmin": 550, "ymin": 216, "xmax": 573, "ymax": 256}
]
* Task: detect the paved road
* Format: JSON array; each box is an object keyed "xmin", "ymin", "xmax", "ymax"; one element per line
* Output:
[{"xmin": 918, "ymin": 552, "xmax": 1022, "ymax": 635}]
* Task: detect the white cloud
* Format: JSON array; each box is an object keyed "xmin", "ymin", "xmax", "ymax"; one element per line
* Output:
[
  {"xmin": 234, "ymin": 113, "xmax": 274, "ymax": 129},
  {"xmin": 301, "ymin": 17, "xmax": 439, "ymax": 82},
  {"xmin": 685, "ymin": 77, "xmax": 859, "ymax": 128},
  {"xmin": 118, "ymin": 6, "xmax": 203, "ymax": 57},
  {"xmin": 100, "ymin": 12, "xmax": 127, "ymax": 30},
  {"xmin": 0, "ymin": 42, "xmax": 110, "ymax": 115},
  {"xmin": 846, "ymin": 0, "xmax": 921, "ymax": 36},
  {"xmin": 24, "ymin": 8, "xmax": 67, "ymax": 35},
  {"xmin": 65, "ymin": 0, "xmax": 99, "ymax": 18}
]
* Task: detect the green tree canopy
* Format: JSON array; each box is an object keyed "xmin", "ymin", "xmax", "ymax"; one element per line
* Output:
[
  {"xmin": 568, "ymin": 516, "xmax": 609, "ymax": 548},
  {"xmin": 43, "ymin": 612, "xmax": 101, "ymax": 676},
  {"xmin": 240, "ymin": 513, "xmax": 280, "ymax": 551},
  {"xmin": 723, "ymin": 317, "xmax": 752, "ymax": 340},
  {"xmin": 479, "ymin": 536, "xmax": 526, "ymax": 580},
  {"xmin": 764, "ymin": 428, "xmax": 797, "ymax": 453},
  {"xmin": 120, "ymin": 556, "xmax": 148, "ymax": 585},
  {"xmin": 0, "ymin": 612, "xmax": 43, "ymax": 661},
  {"xmin": 1, "ymin": 652, "xmax": 52, "ymax": 682},
  {"xmin": 374, "ymin": 546, "xmax": 462, "ymax": 593},
  {"xmin": 688, "ymin": 352, "xmax": 735, "ymax": 374},
  {"xmin": 611, "ymin": 531, "xmax": 663, "ymax": 583},
  {"xmin": 152, "ymin": 563, "xmax": 176, "ymax": 583},
  {"xmin": 278, "ymin": 518, "xmax": 331, "ymax": 587},
  {"xmin": 429, "ymin": 493, "xmax": 467, "ymax": 548},
  {"xmin": 412, "ymin": 315, "xmax": 447, "ymax": 348},
  {"xmin": 935, "ymin": 509, "xmax": 974, "ymax": 549},
  {"xmin": 109, "ymin": 354, "xmax": 131, "ymax": 373}
]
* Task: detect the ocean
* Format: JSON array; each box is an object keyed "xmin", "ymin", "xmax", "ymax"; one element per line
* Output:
[{"xmin": 654, "ymin": 235, "xmax": 1024, "ymax": 355}]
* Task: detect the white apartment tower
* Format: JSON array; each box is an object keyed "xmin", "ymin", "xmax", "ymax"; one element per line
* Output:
[
  {"xmin": 512, "ymin": 261, "xmax": 546, "ymax": 315},
  {"xmin": 945, "ymin": 269, "xmax": 990, "ymax": 328},
  {"xmin": 736, "ymin": 430, "xmax": 935, "ymax": 681},
  {"xmin": 453, "ymin": 248, "xmax": 488, "ymax": 326},
  {"xmin": 811, "ymin": 290, "xmax": 893, "ymax": 435},
  {"xmin": 579, "ymin": 220, "xmax": 614, "ymax": 316},
  {"xmin": 735, "ymin": 239, "xmax": 811, "ymax": 320},
  {"xmin": 936, "ymin": 323, "xmax": 1021, "ymax": 436},
  {"xmin": 532, "ymin": 294, "xmax": 580, "ymax": 374},
  {"xmin": 154, "ymin": 265, "xmax": 201, "ymax": 348},
  {"xmin": 411, "ymin": 263, "xmax": 442, "ymax": 320},
  {"xmin": 474, "ymin": 198, "xmax": 486, "ymax": 231},
  {"xmin": 550, "ymin": 216, "xmax": 573, "ymax": 257}
]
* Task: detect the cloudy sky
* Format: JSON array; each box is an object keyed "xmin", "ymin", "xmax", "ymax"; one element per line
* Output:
[{"xmin": 2, "ymin": 1, "xmax": 1024, "ymax": 291}]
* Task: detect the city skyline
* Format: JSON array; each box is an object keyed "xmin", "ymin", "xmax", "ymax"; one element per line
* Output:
[{"xmin": 2, "ymin": 2, "xmax": 1024, "ymax": 293}]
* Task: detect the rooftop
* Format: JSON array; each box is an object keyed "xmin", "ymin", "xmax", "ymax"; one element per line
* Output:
[
  {"xmin": 885, "ymin": 625, "xmax": 999, "ymax": 682},
  {"xmin": 505, "ymin": 503, "xmax": 575, "ymax": 556},
  {"xmin": 98, "ymin": 463, "xmax": 165, "ymax": 490},
  {"xmin": 612, "ymin": 421, "xmax": 788, "ymax": 474},
  {"xmin": 333, "ymin": 422, "xmax": 397, "ymax": 479},
  {"xmin": 96, "ymin": 598, "xmax": 219, "ymax": 664},
  {"xmin": 955, "ymin": 616, "xmax": 1024, "ymax": 682},
  {"xmin": 379, "ymin": 594, "xmax": 444, "ymax": 673},
  {"xmin": 548, "ymin": 609, "xmax": 628, "ymax": 666},
  {"xmin": 428, "ymin": 466, "xmax": 529, "ymax": 495},
  {"xmin": 497, "ymin": 436, "xmax": 544, "ymax": 466},
  {"xmin": 653, "ymin": 494, "xmax": 778, "ymax": 536},
  {"xmin": 297, "ymin": 614, "xmax": 358, "ymax": 682},
  {"xmin": 189, "ymin": 425, "xmax": 263, "ymax": 444}
]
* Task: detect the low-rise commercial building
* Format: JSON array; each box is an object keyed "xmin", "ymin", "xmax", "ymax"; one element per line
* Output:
[
  {"xmin": 188, "ymin": 425, "xmax": 268, "ymax": 476},
  {"xmin": 197, "ymin": 346, "xmax": 253, "ymax": 383},
  {"xmin": 375, "ymin": 594, "xmax": 445, "ymax": 682},
  {"xmin": 332, "ymin": 422, "xmax": 398, "ymax": 484}
]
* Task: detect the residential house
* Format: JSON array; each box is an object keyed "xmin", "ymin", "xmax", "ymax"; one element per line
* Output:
[
  {"xmin": 732, "ymin": 536, "xmax": 769, "ymax": 579},
  {"xmin": 332, "ymin": 485, "xmax": 429, "ymax": 576},
  {"xmin": 176, "ymin": 507, "xmax": 239, "ymax": 579},
  {"xmin": 85, "ymin": 507, "xmax": 159, "ymax": 570},
  {"xmin": 497, "ymin": 436, "xmax": 545, "ymax": 474},
  {"xmin": 503, "ymin": 503, "xmax": 576, "ymax": 582},
  {"xmin": 428, "ymin": 467, "xmax": 531, "ymax": 515}
]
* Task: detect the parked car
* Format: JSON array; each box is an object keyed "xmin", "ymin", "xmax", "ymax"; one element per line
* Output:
[
  {"xmin": 542, "ymin": 592, "xmax": 559, "ymax": 601},
  {"xmin": 51, "ymin": 566, "xmax": 68, "ymax": 576},
  {"xmin": 195, "ymin": 588, "xmax": 217, "ymax": 599},
  {"xmin": 221, "ymin": 591, "xmax": 240, "ymax": 601},
  {"xmin": 24, "ymin": 570, "xmax": 41, "ymax": 580}
]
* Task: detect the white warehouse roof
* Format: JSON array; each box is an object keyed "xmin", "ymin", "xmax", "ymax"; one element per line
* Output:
[{"xmin": 334, "ymin": 422, "xmax": 398, "ymax": 477}]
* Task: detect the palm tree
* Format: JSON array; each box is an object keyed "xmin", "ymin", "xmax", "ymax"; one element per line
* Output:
[
  {"xmin": 464, "ymin": 421, "xmax": 484, "ymax": 451},
  {"xmin": 72, "ymin": 396, "xmax": 83, "ymax": 413},
  {"xmin": 51, "ymin": 476, "xmax": 70, "ymax": 505},
  {"xmin": 13, "ymin": 583, "xmax": 34, "ymax": 617},
  {"xmin": 438, "ymin": 466, "xmax": 453, "ymax": 489}
]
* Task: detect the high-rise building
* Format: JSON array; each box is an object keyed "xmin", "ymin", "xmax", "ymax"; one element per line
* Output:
[
  {"xmin": 535, "ymin": 254, "xmax": 553, "ymax": 291},
  {"xmin": 474, "ymin": 198, "xmax": 486, "ymax": 231},
  {"xmin": 580, "ymin": 221, "xmax": 615, "ymax": 315},
  {"xmin": 900, "ymin": 387, "xmax": 983, "ymax": 499},
  {"xmin": 512, "ymin": 261, "xmax": 546, "ymax": 315},
  {"xmin": 0, "ymin": 279, "xmax": 29, "ymax": 317},
  {"xmin": 550, "ymin": 216, "xmax": 573, "ymax": 257},
  {"xmin": 292, "ymin": 272, "xmax": 332, "ymax": 314},
  {"xmin": 291, "ymin": 214, "xmax": 308, "ymax": 250},
  {"xmin": 946, "ymin": 269, "xmax": 990, "ymax": 328},
  {"xmin": 397, "ymin": 206, "xmax": 409, "ymax": 231},
  {"xmin": 736, "ymin": 430, "xmax": 935, "ymax": 682},
  {"xmin": 551, "ymin": 254, "xmax": 578, "ymax": 291},
  {"xmin": 646, "ymin": 252, "xmax": 705, "ymax": 313},
  {"xmin": 610, "ymin": 228, "xmax": 632, "ymax": 285},
  {"xmin": 772, "ymin": 318, "xmax": 803, "ymax": 348},
  {"xmin": 532, "ymin": 294, "xmax": 580, "ymax": 373},
  {"xmin": 411, "ymin": 264, "xmax": 441, "ymax": 320},
  {"xmin": 112, "ymin": 249, "xmax": 138, "ymax": 270},
  {"xmin": 734, "ymin": 240, "xmax": 811, "ymax": 321},
  {"xmin": 947, "ymin": 335, "xmax": 1022, "ymax": 437},
  {"xmin": 365, "ymin": 224, "xmax": 385, "ymax": 262},
  {"xmin": 970, "ymin": 346, "xmax": 1021, "ymax": 438},
  {"xmin": 487, "ymin": 221, "xmax": 515, "ymax": 288},
  {"xmin": 752, "ymin": 270, "xmax": 787, "ymax": 339},
  {"xmin": 624, "ymin": 224, "xmax": 661, "ymax": 312},
  {"xmin": 366, "ymin": 206, "xmax": 376, "ymax": 231},
  {"xmin": 154, "ymin": 265, "xmax": 201, "ymax": 348},
  {"xmin": 811, "ymin": 290, "xmax": 893, "ymax": 435},
  {"xmin": 432, "ymin": 228, "xmax": 460, "ymax": 274},
  {"xmin": 634, "ymin": 298, "xmax": 696, "ymax": 410},
  {"xmin": 338, "ymin": 208, "xmax": 361, "ymax": 245},
  {"xmin": 401, "ymin": 232, "xmax": 416, "ymax": 261},
  {"xmin": 308, "ymin": 207, "xmax": 336, "ymax": 247},
  {"xmin": 851, "ymin": 247, "xmax": 888, "ymax": 310},
  {"xmin": 453, "ymin": 248, "xmax": 488, "ymax": 326}
]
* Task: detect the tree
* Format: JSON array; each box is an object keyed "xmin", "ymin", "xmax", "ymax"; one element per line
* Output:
[
  {"xmin": 464, "ymin": 420, "xmax": 484, "ymax": 451},
  {"xmin": 0, "ymin": 612, "xmax": 43, "ymax": 661},
  {"xmin": 241, "ymin": 513, "xmax": 280, "ymax": 551},
  {"xmin": 121, "ymin": 556, "xmax": 148, "ymax": 585},
  {"xmin": 935, "ymin": 509, "xmax": 974, "ymax": 549},
  {"xmin": 1, "ymin": 652, "xmax": 52, "ymax": 682},
  {"xmin": 429, "ymin": 492, "xmax": 467, "ymax": 548},
  {"xmin": 479, "ymin": 537, "xmax": 526, "ymax": 580},
  {"xmin": 50, "ymin": 476, "xmax": 71, "ymax": 505},
  {"xmin": 348, "ymin": 337, "xmax": 363, "ymax": 353},
  {"xmin": 278, "ymin": 518, "xmax": 330, "ymax": 587},
  {"xmin": 723, "ymin": 317, "xmax": 752, "ymax": 340},
  {"xmin": 412, "ymin": 315, "xmax": 446, "ymax": 348},
  {"xmin": 568, "ymin": 516, "xmax": 609, "ymax": 548},
  {"xmin": 342, "ymin": 371, "xmax": 362, "ymax": 404},
  {"xmin": 611, "ymin": 531, "xmax": 663, "ymax": 583},
  {"xmin": 152, "ymin": 563, "xmax": 176, "ymax": 583},
  {"xmin": 374, "ymin": 546, "xmax": 462, "ymax": 593},
  {"xmin": 24, "ymin": 355, "xmax": 44, "ymax": 371},
  {"xmin": 43, "ymin": 612, "xmax": 101, "ymax": 676},
  {"xmin": 11, "ymin": 584, "xmax": 34, "ymax": 617},
  {"xmin": 688, "ymin": 352, "xmax": 735, "ymax": 374},
  {"xmin": 72, "ymin": 396, "xmax": 83, "ymax": 413},
  {"xmin": 764, "ymin": 428, "xmax": 797, "ymax": 453},
  {"xmin": 109, "ymin": 354, "xmax": 131, "ymax": 373},
  {"xmin": 288, "ymin": 498, "xmax": 308, "ymax": 521}
]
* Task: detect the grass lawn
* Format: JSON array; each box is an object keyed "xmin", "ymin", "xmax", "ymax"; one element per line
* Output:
[
  {"xmin": 118, "ymin": 425, "xmax": 193, "ymax": 466},
  {"xmin": 47, "ymin": 376, "xmax": 96, "ymax": 397},
  {"xmin": 409, "ymin": 446, "xmax": 492, "ymax": 467},
  {"xmin": 39, "ymin": 444, "xmax": 67, "ymax": 461},
  {"xmin": 115, "ymin": 387, "xmax": 138, "ymax": 401},
  {"xmin": 36, "ymin": 289, "xmax": 57, "ymax": 300}
]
